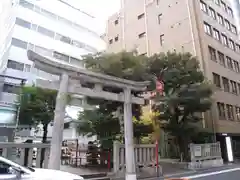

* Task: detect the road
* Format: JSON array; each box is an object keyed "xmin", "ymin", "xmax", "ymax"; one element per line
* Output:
[{"xmin": 177, "ymin": 166, "xmax": 240, "ymax": 180}]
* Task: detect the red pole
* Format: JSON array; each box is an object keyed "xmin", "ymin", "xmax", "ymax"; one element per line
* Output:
[
  {"xmin": 107, "ymin": 150, "xmax": 111, "ymax": 171},
  {"xmin": 155, "ymin": 140, "xmax": 159, "ymax": 176}
]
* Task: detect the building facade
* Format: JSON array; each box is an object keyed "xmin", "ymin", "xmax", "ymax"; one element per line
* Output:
[
  {"xmin": 0, "ymin": 0, "xmax": 105, "ymax": 141},
  {"xmin": 106, "ymin": 0, "xmax": 240, "ymax": 161}
]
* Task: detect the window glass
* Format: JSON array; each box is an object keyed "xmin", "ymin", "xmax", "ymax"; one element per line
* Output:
[
  {"xmin": 7, "ymin": 60, "xmax": 24, "ymax": 71},
  {"xmin": 204, "ymin": 22, "xmax": 212, "ymax": 35},
  {"xmin": 55, "ymin": 34, "xmax": 71, "ymax": 44},
  {"xmin": 19, "ymin": 0, "xmax": 34, "ymax": 10},
  {"xmin": 221, "ymin": 34, "xmax": 228, "ymax": 46},
  {"xmin": 3, "ymin": 84, "xmax": 20, "ymax": 94},
  {"xmin": 31, "ymin": 24, "xmax": 38, "ymax": 31},
  {"xmin": 71, "ymin": 40, "xmax": 85, "ymax": 48},
  {"xmin": 217, "ymin": 14, "xmax": 224, "ymax": 25},
  {"xmin": 70, "ymin": 57, "xmax": 84, "ymax": 68},
  {"xmin": 37, "ymin": 26, "xmax": 55, "ymax": 38},
  {"xmin": 11, "ymin": 38, "xmax": 27, "ymax": 49},
  {"xmin": 35, "ymin": 46, "xmax": 53, "ymax": 57},
  {"xmin": 0, "ymin": 161, "xmax": 11, "ymax": 174},
  {"xmin": 53, "ymin": 51, "xmax": 69, "ymax": 62},
  {"xmin": 16, "ymin": 18, "xmax": 31, "ymax": 29}
]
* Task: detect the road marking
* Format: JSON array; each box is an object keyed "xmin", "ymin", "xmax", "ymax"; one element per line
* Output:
[{"xmin": 183, "ymin": 167, "xmax": 240, "ymax": 179}]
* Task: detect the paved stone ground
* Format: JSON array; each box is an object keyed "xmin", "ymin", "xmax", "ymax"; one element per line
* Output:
[{"xmin": 60, "ymin": 165, "xmax": 108, "ymax": 175}]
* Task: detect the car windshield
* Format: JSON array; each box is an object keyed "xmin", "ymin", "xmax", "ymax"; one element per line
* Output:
[{"xmin": 0, "ymin": 157, "xmax": 34, "ymax": 173}]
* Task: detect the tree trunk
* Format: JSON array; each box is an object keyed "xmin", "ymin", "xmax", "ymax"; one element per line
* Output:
[
  {"xmin": 177, "ymin": 136, "xmax": 190, "ymax": 162},
  {"xmin": 40, "ymin": 123, "xmax": 48, "ymax": 168}
]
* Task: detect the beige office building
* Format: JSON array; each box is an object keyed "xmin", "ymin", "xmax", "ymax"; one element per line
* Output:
[{"xmin": 106, "ymin": 0, "xmax": 240, "ymax": 161}]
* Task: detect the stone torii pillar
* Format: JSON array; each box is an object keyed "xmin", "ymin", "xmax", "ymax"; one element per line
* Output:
[{"xmin": 27, "ymin": 50, "xmax": 149, "ymax": 180}]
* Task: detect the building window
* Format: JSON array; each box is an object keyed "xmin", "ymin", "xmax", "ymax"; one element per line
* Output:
[
  {"xmin": 230, "ymin": 80, "xmax": 237, "ymax": 94},
  {"xmin": 53, "ymin": 51, "xmax": 69, "ymax": 62},
  {"xmin": 208, "ymin": 46, "xmax": 217, "ymax": 61},
  {"xmin": 204, "ymin": 22, "xmax": 212, "ymax": 35},
  {"xmin": 11, "ymin": 38, "xmax": 27, "ymax": 49},
  {"xmin": 114, "ymin": 36, "xmax": 119, "ymax": 42},
  {"xmin": 233, "ymin": 60, "xmax": 240, "ymax": 72},
  {"xmin": 225, "ymin": 19, "xmax": 231, "ymax": 30},
  {"xmin": 218, "ymin": 51, "xmax": 225, "ymax": 66},
  {"xmin": 35, "ymin": 46, "xmax": 53, "ymax": 57},
  {"xmin": 31, "ymin": 23, "xmax": 38, "ymax": 31},
  {"xmin": 37, "ymin": 26, "xmax": 55, "ymax": 38},
  {"xmin": 3, "ymin": 84, "xmax": 20, "ymax": 94},
  {"xmin": 160, "ymin": 34, "xmax": 164, "ymax": 46},
  {"xmin": 226, "ymin": 56, "xmax": 233, "ymax": 69},
  {"xmin": 138, "ymin": 32, "xmax": 146, "ymax": 38},
  {"xmin": 200, "ymin": 1, "xmax": 208, "ymax": 13},
  {"xmin": 19, "ymin": 0, "xmax": 34, "ymax": 10},
  {"xmin": 217, "ymin": 102, "xmax": 225, "ymax": 119},
  {"xmin": 227, "ymin": 7, "xmax": 234, "ymax": 17},
  {"xmin": 158, "ymin": 14, "xmax": 162, "ymax": 24},
  {"xmin": 138, "ymin": 13, "xmax": 145, "ymax": 20},
  {"xmin": 217, "ymin": 14, "xmax": 224, "ymax": 25},
  {"xmin": 221, "ymin": 34, "xmax": 228, "ymax": 46},
  {"xmin": 70, "ymin": 57, "xmax": 84, "ymax": 67},
  {"xmin": 55, "ymin": 33, "xmax": 71, "ymax": 44},
  {"xmin": 229, "ymin": 39, "xmax": 235, "ymax": 50},
  {"xmin": 213, "ymin": 73, "xmax": 221, "ymax": 88},
  {"xmin": 24, "ymin": 64, "xmax": 31, "ymax": 72},
  {"xmin": 214, "ymin": 0, "xmax": 220, "ymax": 5},
  {"xmin": 71, "ymin": 40, "xmax": 85, "ymax": 48},
  {"xmin": 109, "ymin": 39, "xmax": 113, "ymax": 44},
  {"xmin": 236, "ymin": 107, "xmax": 240, "ymax": 121},
  {"xmin": 7, "ymin": 60, "xmax": 24, "ymax": 71},
  {"xmin": 15, "ymin": 18, "xmax": 31, "ymax": 29},
  {"xmin": 114, "ymin": 19, "xmax": 119, "ymax": 25},
  {"xmin": 209, "ymin": 7, "xmax": 216, "ymax": 19},
  {"xmin": 226, "ymin": 104, "xmax": 234, "ymax": 120},
  {"xmin": 221, "ymin": 1, "xmax": 227, "ymax": 12},
  {"xmin": 222, "ymin": 77, "xmax": 229, "ymax": 92},
  {"xmin": 231, "ymin": 25, "xmax": 237, "ymax": 34},
  {"xmin": 213, "ymin": 28, "xmax": 220, "ymax": 41},
  {"xmin": 236, "ymin": 44, "xmax": 240, "ymax": 53}
]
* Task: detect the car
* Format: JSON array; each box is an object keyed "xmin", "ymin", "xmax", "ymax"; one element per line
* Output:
[{"xmin": 0, "ymin": 156, "xmax": 83, "ymax": 180}]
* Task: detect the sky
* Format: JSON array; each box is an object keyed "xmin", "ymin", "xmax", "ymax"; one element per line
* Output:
[{"xmin": 64, "ymin": 0, "xmax": 121, "ymax": 33}]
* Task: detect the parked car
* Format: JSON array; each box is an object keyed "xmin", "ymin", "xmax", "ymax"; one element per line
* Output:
[{"xmin": 0, "ymin": 156, "xmax": 83, "ymax": 180}]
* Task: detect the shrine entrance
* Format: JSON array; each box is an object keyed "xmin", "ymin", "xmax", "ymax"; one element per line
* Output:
[{"xmin": 27, "ymin": 50, "xmax": 149, "ymax": 180}]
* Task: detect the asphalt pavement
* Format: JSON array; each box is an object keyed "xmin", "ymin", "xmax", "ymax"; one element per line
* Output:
[{"xmin": 166, "ymin": 165, "xmax": 240, "ymax": 180}]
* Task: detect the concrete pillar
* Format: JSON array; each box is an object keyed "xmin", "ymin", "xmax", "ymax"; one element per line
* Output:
[
  {"xmin": 48, "ymin": 73, "xmax": 69, "ymax": 170},
  {"xmin": 123, "ymin": 88, "xmax": 136, "ymax": 180}
]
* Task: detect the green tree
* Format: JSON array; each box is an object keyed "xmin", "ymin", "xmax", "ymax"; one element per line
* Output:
[
  {"xmin": 18, "ymin": 86, "xmax": 57, "ymax": 167},
  {"xmin": 148, "ymin": 52, "xmax": 213, "ymax": 160},
  {"xmin": 77, "ymin": 51, "xmax": 153, "ymax": 146}
]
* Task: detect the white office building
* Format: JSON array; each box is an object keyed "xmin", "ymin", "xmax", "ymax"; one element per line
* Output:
[{"xmin": 0, "ymin": 0, "xmax": 105, "ymax": 141}]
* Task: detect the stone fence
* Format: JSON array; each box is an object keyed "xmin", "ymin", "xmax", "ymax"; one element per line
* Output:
[
  {"xmin": 188, "ymin": 142, "xmax": 223, "ymax": 169},
  {"xmin": 113, "ymin": 141, "xmax": 157, "ymax": 173},
  {"xmin": 0, "ymin": 142, "xmax": 50, "ymax": 168}
]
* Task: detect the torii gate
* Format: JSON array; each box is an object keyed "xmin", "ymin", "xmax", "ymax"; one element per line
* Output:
[{"xmin": 27, "ymin": 50, "xmax": 149, "ymax": 180}]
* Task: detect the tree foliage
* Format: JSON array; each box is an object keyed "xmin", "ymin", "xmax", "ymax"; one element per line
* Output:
[
  {"xmin": 149, "ymin": 52, "xmax": 213, "ymax": 160},
  {"xmin": 18, "ymin": 86, "xmax": 57, "ymax": 142}
]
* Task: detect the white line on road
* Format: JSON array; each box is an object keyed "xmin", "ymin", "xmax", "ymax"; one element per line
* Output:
[{"xmin": 183, "ymin": 167, "xmax": 240, "ymax": 179}]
